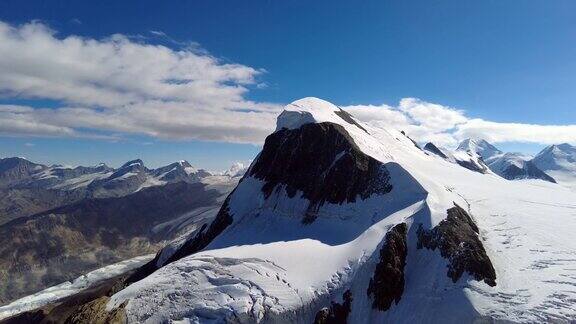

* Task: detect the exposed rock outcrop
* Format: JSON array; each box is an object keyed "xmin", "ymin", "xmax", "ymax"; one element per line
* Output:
[
  {"xmin": 424, "ymin": 142, "xmax": 448, "ymax": 159},
  {"xmin": 417, "ymin": 204, "xmax": 496, "ymax": 286},
  {"xmin": 334, "ymin": 108, "xmax": 368, "ymax": 133},
  {"xmin": 455, "ymin": 158, "xmax": 489, "ymax": 174},
  {"xmin": 367, "ymin": 223, "xmax": 408, "ymax": 311},
  {"xmin": 314, "ymin": 290, "xmax": 353, "ymax": 324},
  {"xmin": 250, "ymin": 122, "xmax": 393, "ymax": 223}
]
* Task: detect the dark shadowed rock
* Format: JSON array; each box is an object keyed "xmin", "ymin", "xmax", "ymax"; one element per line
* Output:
[
  {"xmin": 250, "ymin": 122, "xmax": 392, "ymax": 223},
  {"xmin": 417, "ymin": 204, "xmax": 496, "ymax": 287},
  {"xmin": 0, "ymin": 309, "xmax": 48, "ymax": 324},
  {"xmin": 314, "ymin": 290, "xmax": 353, "ymax": 324},
  {"xmin": 456, "ymin": 159, "xmax": 489, "ymax": 174},
  {"xmin": 367, "ymin": 223, "xmax": 408, "ymax": 311},
  {"xmin": 334, "ymin": 108, "xmax": 368, "ymax": 133},
  {"xmin": 424, "ymin": 142, "xmax": 448, "ymax": 159},
  {"xmin": 499, "ymin": 161, "xmax": 556, "ymax": 183}
]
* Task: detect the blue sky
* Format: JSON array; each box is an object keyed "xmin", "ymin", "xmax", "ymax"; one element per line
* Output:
[{"xmin": 0, "ymin": 0, "xmax": 575, "ymax": 169}]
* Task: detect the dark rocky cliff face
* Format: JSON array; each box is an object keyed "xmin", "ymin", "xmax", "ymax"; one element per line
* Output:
[
  {"xmin": 250, "ymin": 122, "xmax": 393, "ymax": 223},
  {"xmin": 314, "ymin": 290, "xmax": 353, "ymax": 324},
  {"xmin": 367, "ymin": 223, "xmax": 408, "ymax": 311},
  {"xmin": 417, "ymin": 204, "xmax": 496, "ymax": 287},
  {"xmin": 455, "ymin": 158, "xmax": 489, "ymax": 174},
  {"xmin": 424, "ymin": 142, "xmax": 448, "ymax": 159}
]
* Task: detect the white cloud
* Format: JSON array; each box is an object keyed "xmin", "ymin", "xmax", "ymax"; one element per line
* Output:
[
  {"xmin": 0, "ymin": 21, "xmax": 574, "ymax": 148},
  {"xmin": 398, "ymin": 98, "xmax": 467, "ymax": 131},
  {"xmin": 456, "ymin": 119, "xmax": 576, "ymax": 145},
  {"xmin": 0, "ymin": 21, "xmax": 281, "ymax": 143},
  {"xmin": 342, "ymin": 100, "xmax": 576, "ymax": 148}
]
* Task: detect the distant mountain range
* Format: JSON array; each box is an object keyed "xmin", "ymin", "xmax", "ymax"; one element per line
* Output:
[
  {"xmin": 425, "ymin": 138, "xmax": 576, "ymax": 187},
  {"xmin": 0, "ymin": 157, "xmax": 245, "ymax": 225},
  {"xmin": 0, "ymin": 157, "xmax": 245, "ymax": 304}
]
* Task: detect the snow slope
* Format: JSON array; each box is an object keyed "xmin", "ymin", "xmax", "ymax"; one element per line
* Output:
[{"xmin": 83, "ymin": 98, "xmax": 576, "ymax": 323}]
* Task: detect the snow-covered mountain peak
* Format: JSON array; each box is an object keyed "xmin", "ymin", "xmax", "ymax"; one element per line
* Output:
[
  {"xmin": 554, "ymin": 143, "xmax": 576, "ymax": 151},
  {"xmin": 223, "ymin": 162, "xmax": 248, "ymax": 178},
  {"xmin": 538, "ymin": 143, "xmax": 576, "ymax": 160},
  {"xmin": 120, "ymin": 159, "xmax": 145, "ymax": 169},
  {"xmin": 533, "ymin": 143, "xmax": 576, "ymax": 171},
  {"xmin": 456, "ymin": 138, "xmax": 502, "ymax": 159},
  {"xmin": 532, "ymin": 143, "xmax": 576, "ymax": 190},
  {"xmin": 276, "ymin": 97, "xmax": 368, "ymax": 133}
]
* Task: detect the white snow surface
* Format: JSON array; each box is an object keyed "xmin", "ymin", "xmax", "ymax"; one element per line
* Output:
[
  {"xmin": 0, "ymin": 254, "xmax": 154, "ymax": 320},
  {"xmin": 107, "ymin": 98, "xmax": 576, "ymax": 323}
]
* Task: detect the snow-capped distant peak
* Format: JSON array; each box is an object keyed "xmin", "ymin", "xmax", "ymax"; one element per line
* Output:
[
  {"xmin": 457, "ymin": 138, "xmax": 502, "ymax": 160},
  {"xmin": 532, "ymin": 143, "xmax": 576, "ymax": 189},
  {"xmin": 276, "ymin": 97, "xmax": 367, "ymax": 133},
  {"xmin": 120, "ymin": 159, "xmax": 145, "ymax": 169},
  {"xmin": 224, "ymin": 162, "xmax": 248, "ymax": 178}
]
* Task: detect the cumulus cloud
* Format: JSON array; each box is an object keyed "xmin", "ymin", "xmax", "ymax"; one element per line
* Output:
[
  {"xmin": 456, "ymin": 119, "xmax": 576, "ymax": 145},
  {"xmin": 342, "ymin": 99, "xmax": 576, "ymax": 148},
  {"xmin": 0, "ymin": 21, "xmax": 281, "ymax": 143},
  {"xmin": 0, "ymin": 21, "xmax": 574, "ymax": 148},
  {"xmin": 343, "ymin": 99, "xmax": 468, "ymax": 147}
]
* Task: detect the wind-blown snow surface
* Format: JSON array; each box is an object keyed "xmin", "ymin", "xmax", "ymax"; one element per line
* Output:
[
  {"xmin": 0, "ymin": 254, "xmax": 154, "ymax": 320},
  {"xmin": 107, "ymin": 98, "xmax": 576, "ymax": 323}
]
